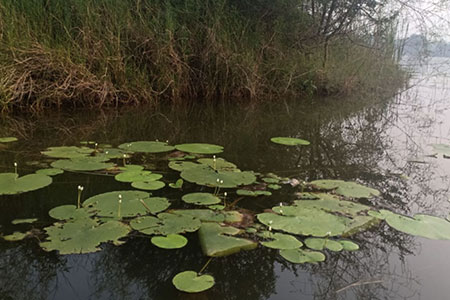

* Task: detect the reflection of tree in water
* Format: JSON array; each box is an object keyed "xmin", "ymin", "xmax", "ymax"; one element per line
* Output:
[
  {"xmin": 0, "ymin": 242, "xmax": 63, "ymax": 300},
  {"xmin": 88, "ymin": 237, "xmax": 276, "ymax": 300}
]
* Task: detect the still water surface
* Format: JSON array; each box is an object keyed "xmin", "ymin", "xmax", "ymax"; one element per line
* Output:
[{"xmin": 0, "ymin": 57, "xmax": 450, "ymax": 300}]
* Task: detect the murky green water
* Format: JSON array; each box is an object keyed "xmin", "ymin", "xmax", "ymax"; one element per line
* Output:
[{"xmin": 1, "ymin": 57, "xmax": 450, "ymax": 300}]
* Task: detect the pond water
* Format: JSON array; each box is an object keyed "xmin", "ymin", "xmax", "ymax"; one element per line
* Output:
[{"xmin": 1, "ymin": 57, "xmax": 450, "ymax": 300}]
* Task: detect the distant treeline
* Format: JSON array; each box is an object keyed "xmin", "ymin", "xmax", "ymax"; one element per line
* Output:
[{"xmin": 0, "ymin": 0, "xmax": 405, "ymax": 111}]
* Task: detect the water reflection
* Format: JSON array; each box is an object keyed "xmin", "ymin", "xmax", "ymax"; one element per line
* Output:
[{"xmin": 1, "ymin": 58, "xmax": 450, "ymax": 299}]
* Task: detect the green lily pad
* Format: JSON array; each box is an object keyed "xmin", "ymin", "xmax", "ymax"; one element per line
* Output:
[
  {"xmin": 151, "ymin": 234, "xmax": 188, "ymax": 249},
  {"xmin": 168, "ymin": 161, "xmax": 199, "ymax": 172},
  {"xmin": 83, "ymin": 191, "xmax": 169, "ymax": 217},
  {"xmin": 182, "ymin": 193, "xmax": 221, "ymax": 206},
  {"xmin": 118, "ymin": 141, "xmax": 175, "ymax": 153},
  {"xmin": 169, "ymin": 179, "xmax": 183, "ymax": 189},
  {"xmin": 175, "ymin": 143, "xmax": 223, "ymax": 154},
  {"xmin": 430, "ymin": 144, "xmax": 450, "ymax": 156},
  {"xmin": 208, "ymin": 205, "xmax": 225, "ymax": 210},
  {"xmin": 310, "ymin": 180, "xmax": 380, "ymax": 198},
  {"xmin": 172, "ymin": 271, "xmax": 215, "ymax": 293},
  {"xmin": 304, "ymin": 238, "xmax": 344, "ymax": 252},
  {"xmin": 36, "ymin": 168, "xmax": 64, "ymax": 176},
  {"xmin": 49, "ymin": 205, "xmax": 92, "ymax": 221},
  {"xmin": 172, "ymin": 209, "xmax": 243, "ymax": 223},
  {"xmin": 236, "ymin": 189, "xmax": 272, "ymax": 197},
  {"xmin": 181, "ymin": 164, "xmax": 256, "ymax": 188},
  {"xmin": 261, "ymin": 233, "xmax": 303, "ymax": 249},
  {"xmin": 42, "ymin": 146, "xmax": 93, "ymax": 158},
  {"xmin": 51, "ymin": 157, "xmax": 115, "ymax": 172},
  {"xmin": 0, "ymin": 137, "xmax": 18, "ymax": 143},
  {"xmin": 119, "ymin": 165, "xmax": 145, "ymax": 172},
  {"xmin": 270, "ymin": 137, "xmax": 310, "ymax": 146},
  {"xmin": 0, "ymin": 173, "xmax": 52, "ymax": 195},
  {"xmin": 280, "ymin": 248, "xmax": 325, "ymax": 263},
  {"xmin": 380, "ymin": 210, "xmax": 450, "ymax": 240},
  {"xmin": 339, "ymin": 240, "xmax": 359, "ymax": 251},
  {"xmin": 3, "ymin": 231, "xmax": 30, "ymax": 241},
  {"xmin": 268, "ymin": 184, "xmax": 282, "ymax": 190},
  {"xmin": 131, "ymin": 180, "xmax": 165, "ymax": 191},
  {"xmin": 40, "ymin": 219, "xmax": 130, "ymax": 254},
  {"xmin": 11, "ymin": 218, "xmax": 38, "ymax": 225},
  {"xmin": 198, "ymin": 222, "xmax": 258, "ymax": 257},
  {"xmin": 130, "ymin": 213, "xmax": 201, "ymax": 235},
  {"xmin": 197, "ymin": 158, "xmax": 238, "ymax": 171},
  {"xmin": 115, "ymin": 171, "xmax": 162, "ymax": 183},
  {"xmin": 96, "ymin": 148, "xmax": 130, "ymax": 159}
]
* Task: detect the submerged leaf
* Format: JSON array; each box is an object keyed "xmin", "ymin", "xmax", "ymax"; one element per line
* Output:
[
  {"xmin": 3, "ymin": 231, "xmax": 30, "ymax": 241},
  {"xmin": 172, "ymin": 271, "xmax": 215, "ymax": 293},
  {"xmin": 198, "ymin": 222, "xmax": 257, "ymax": 257}
]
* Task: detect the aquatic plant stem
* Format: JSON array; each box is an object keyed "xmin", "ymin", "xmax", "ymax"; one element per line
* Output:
[
  {"xmin": 139, "ymin": 199, "xmax": 152, "ymax": 213},
  {"xmin": 14, "ymin": 162, "xmax": 17, "ymax": 175},
  {"xmin": 198, "ymin": 257, "xmax": 213, "ymax": 275},
  {"xmin": 118, "ymin": 194, "xmax": 122, "ymax": 218},
  {"xmin": 77, "ymin": 185, "xmax": 84, "ymax": 209}
]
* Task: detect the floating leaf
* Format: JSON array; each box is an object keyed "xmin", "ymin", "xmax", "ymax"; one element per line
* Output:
[
  {"xmin": 172, "ymin": 271, "xmax": 215, "ymax": 293},
  {"xmin": 132, "ymin": 181, "xmax": 165, "ymax": 191},
  {"xmin": 379, "ymin": 210, "xmax": 450, "ymax": 240},
  {"xmin": 172, "ymin": 209, "xmax": 243, "ymax": 223},
  {"xmin": 115, "ymin": 171, "xmax": 162, "ymax": 183},
  {"xmin": 339, "ymin": 240, "xmax": 359, "ymax": 251},
  {"xmin": 280, "ymin": 248, "xmax": 325, "ymax": 263},
  {"xmin": 51, "ymin": 157, "xmax": 115, "ymax": 172},
  {"xmin": 168, "ymin": 161, "xmax": 199, "ymax": 172},
  {"xmin": 268, "ymin": 184, "xmax": 281, "ymax": 190},
  {"xmin": 130, "ymin": 213, "xmax": 201, "ymax": 235},
  {"xmin": 236, "ymin": 189, "xmax": 272, "ymax": 197},
  {"xmin": 181, "ymin": 164, "xmax": 256, "ymax": 188},
  {"xmin": 96, "ymin": 148, "xmax": 130, "ymax": 159},
  {"xmin": 36, "ymin": 168, "xmax": 64, "ymax": 176},
  {"xmin": 175, "ymin": 143, "xmax": 223, "ymax": 154},
  {"xmin": 151, "ymin": 234, "xmax": 188, "ymax": 249},
  {"xmin": 0, "ymin": 173, "xmax": 52, "ymax": 195},
  {"xmin": 304, "ymin": 238, "xmax": 344, "ymax": 252},
  {"xmin": 0, "ymin": 137, "xmax": 18, "ymax": 143},
  {"xmin": 310, "ymin": 180, "xmax": 380, "ymax": 198},
  {"xmin": 119, "ymin": 165, "xmax": 145, "ymax": 172},
  {"xmin": 40, "ymin": 219, "xmax": 130, "ymax": 254},
  {"xmin": 270, "ymin": 137, "xmax": 310, "ymax": 146},
  {"xmin": 169, "ymin": 179, "xmax": 183, "ymax": 189},
  {"xmin": 198, "ymin": 222, "xmax": 257, "ymax": 257},
  {"xmin": 182, "ymin": 193, "xmax": 221, "ymax": 206},
  {"xmin": 11, "ymin": 218, "xmax": 38, "ymax": 225},
  {"xmin": 3, "ymin": 231, "xmax": 30, "ymax": 241},
  {"xmin": 83, "ymin": 191, "xmax": 169, "ymax": 217},
  {"xmin": 197, "ymin": 158, "xmax": 238, "ymax": 171},
  {"xmin": 261, "ymin": 233, "xmax": 303, "ymax": 249},
  {"xmin": 49, "ymin": 205, "xmax": 92, "ymax": 221},
  {"xmin": 42, "ymin": 146, "xmax": 93, "ymax": 159},
  {"xmin": 118, "ymin": 141, "xmax": 175, "ymax": 153}
]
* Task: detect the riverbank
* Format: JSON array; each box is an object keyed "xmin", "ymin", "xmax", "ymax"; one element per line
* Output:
[{"xmin": 0, "ymin": 0, "xmax": 406, "ymax": 111}]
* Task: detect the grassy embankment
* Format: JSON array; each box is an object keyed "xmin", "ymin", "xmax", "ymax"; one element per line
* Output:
[{"xmin": 0, "ymin": 0, "xmax": 405, "ymax": 111}]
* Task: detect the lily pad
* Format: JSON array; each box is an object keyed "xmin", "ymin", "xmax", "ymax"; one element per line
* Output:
[
  {"xmin": 198, "ymin": 222, "xmax": 257, "ymax": 257},
  {"xmin": 279, "ymin": 248, "xmax": 325, "ymax": 263},
  {"xmin": 151, "ymin": 234, "xmax": 188, "ymax": 249},
  {"xmin": 172, "ymin": 209, "xmax": 243, "ymax": 223},
  {"xmin": 118, "ymin": 141, "xmax": 175, "ymax": 153},
  {"xmin": 36, "ymin": 168, "xmax": 64, "ymax": 176},
  {"xmin": 261, "ymin": 233, "xmax": 303, "ymax": 249},
  {"xmin": 0, "ymin": 173, "xmax": 52, "ymax": 195},
  {"xmin": 83, "ymin": 191, "xmax": 169, "ymax": 217},
  {"xmin": 131, "ymin": 181, "xmax": 165, "ymax": 191},
  {"xmin": 11, "ymin": 218, "xmax": 38, "ymax": 225},
  {"xmin": 270, "ymin": 137, "xmax": 310, "ymax": 146},
  {"xmin": 0, "ymin": 137, "xmax": 18, "ymax": 143},
  {"xmin": 181, "ymin": 164, "xmax": 256, "ymax": 188},
  {"xmin": 51, "ymin": 157, "xmax": 115, "ymax": 172},
  {"xmin": 49, "ymin": 205, "xmax": 92, "ymax": 221},
  {"xmin": 197, "ymin": 158, "xmax": 238, "ymax": 171},
  {"xmin": 40, "ymin": 219, "xmax": 130, "ymax": 254},
  {"xmin": 236, "ymin": 189, "xmax": 272, "ymax": 197},
  {"xmin": 340, "ymin": 240, "xmax": 359, "ymax": 251},
  {"xmin": 168, "ymin": 161, "xmax": 199, "ymax": 172},
  {"xmin": 175, "ymin": 143, "xmax": 223, "ymax": 154},
  {"xmin": 182, "ymin": 193, "xmax": 221, "ymax": 206},
  {"xmin": 268, "ymin": 184, "xmax": 282, "ymax": 190},
  {"xmin": 130, "ymin": 213, "xmax": 201, "ymax": 235},
  {"xmin": 379, "ymin": 210, "xmax": 450, "ymax": 240},
  {"xmin": 310, "ymin": 180, "xmax": 380, "ymax": 198},
  {"xmin": 42, "ymin": 146, "xmax": 93, "ymax": 158},
  {"xmin": 169, "ymin": 179, "xmax": 183, "ymax": 189},
  {"xmin": 3, "ymin": 231, "xmax": 30, "ymax": 241},
  {"xmin": 172, "ymin": 271, "xmax": 215, "ymax": 293},
  {"xmin": 119, "ymin": 165, "xmax": 145, "ymax": 172},
  {"xmin": 115, "ymin": 171, "xmax": 162, "ymax": 183},
  {"xmin": 304, "ymin": 238, "xmax": 344, "ymax": 252},
  {"xmin": 96, "ymin": 148, "xmax": 130, "ymax": 159}
]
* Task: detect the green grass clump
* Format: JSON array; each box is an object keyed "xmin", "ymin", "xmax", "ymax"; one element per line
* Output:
[{"xmin": 0, "ymin": 0, "xmax": 405, "ymax": 111}]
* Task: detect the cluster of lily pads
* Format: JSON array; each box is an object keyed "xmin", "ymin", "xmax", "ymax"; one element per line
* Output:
[{"xmin": 3, "ymin": 136, "xmax": 450, "ymax": 293}]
